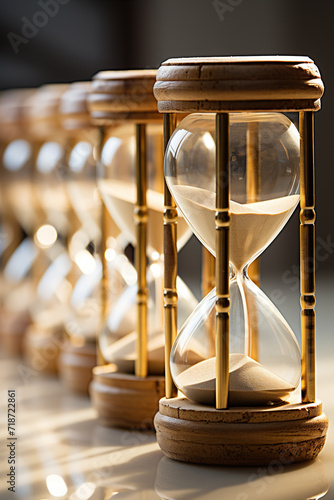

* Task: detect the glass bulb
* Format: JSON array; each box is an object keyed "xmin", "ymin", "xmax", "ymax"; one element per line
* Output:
[
  {"xmin": 35, "ymin": 141, "xmax": 70, "ymax": 236},
  {"xmin": 67, "ymin": 137, "xmax": 102, "ymax": 244},
  {"xmin": 100, "ymin": 263, "xmax": 198, "ymax": 375},
  {"xmin": 98, "ymin": 123, "xmax": 191, "ymax": 257},
  {"xmin": 29, "ymin": 135, "xmax": 78, "ymax": 333},
  {"xmin": 97, "ymin": 123, "xmax": 195, "ymax": 372},
  {"xmin": 166, "ymin": 112, "xmax": 301, "ymax": 406},
  {"xmin": 1, "ymin": 136, "xmax": 39, "ymax": 323}
]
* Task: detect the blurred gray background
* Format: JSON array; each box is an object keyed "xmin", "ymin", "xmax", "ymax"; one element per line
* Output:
[{"xmin": 0, "ymin": 0, "xmax": 333, "ymax": 344}]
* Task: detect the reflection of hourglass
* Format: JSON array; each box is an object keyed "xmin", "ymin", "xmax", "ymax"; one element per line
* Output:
[
  {"xmin": 155, "ymin": 455, "xmax": 329, "ymax": 500},
  {"xmin": 88, "ymin": 70, "xmax": 196, "ymax": 429},
  {"xmin": 154, "ymin": 56, "xmax": 328, "ymax": 465},
  {"xmin": 0, "ymin": 89, "xmax": 40, "ymax": 355}
]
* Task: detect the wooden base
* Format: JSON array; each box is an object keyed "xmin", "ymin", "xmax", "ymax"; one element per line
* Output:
[
  {"xmin": 90, "ymin": 365, "xmax": 165, "ymax": 430},
  {"xmin": 154, "ymin": 397, "xmax": 328, "ymax": 466},
  {"xmin": 23, "ymin": 324, "xmax": 65, "ymax": 374},
  {"xmin": 58, "ymin": 341, "xmax": 97, "ymax": 394},
  {"xmin": 0, "ymin": 308, "xmax": 30, "ymax": 356}
]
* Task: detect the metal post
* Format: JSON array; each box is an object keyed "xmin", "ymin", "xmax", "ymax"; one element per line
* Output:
[
  {"xmin": 246, "ymin": 121, "xmax": 261, "ymax": 361},
  {"xmin": 135, "ymin": 124, "xmax": 148, "ymax": 378},
  {"xmin": 215, "ymin": 113, "xmax": 230, "ymax": 409},
  {"xmin": 97, "ymin": 126, "xmax": 107, "ymax": 365},
  {"xmin": 163, "ymin": 113, "xmax": 178, "ymax": 398},
  {"xmin": 300, "ymin": 111, "xmax": 316, "ymax": 403}
]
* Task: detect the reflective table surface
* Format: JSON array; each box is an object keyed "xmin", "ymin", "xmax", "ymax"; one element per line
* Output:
[{"xmin": 0, "ymin": 282, "xmax": 334, "ymax": 500}]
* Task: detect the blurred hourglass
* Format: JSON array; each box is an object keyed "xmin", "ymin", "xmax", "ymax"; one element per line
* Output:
[
  {"xmin": 57, "ymin": 82, "xmax": 132, "ymax": 393},
  {"xmin": 88, "ymin": 70, "xmax": 196, "ymax": 428},
  {"xmin": 52, "ymin": 82, "xmax": 101, "ymax": 391},
  {"xmin": 22, "ymin": 84, "xmax": 78, "ymax": 374},
  {"xmin": 0, "ymin": 89, "xmax": 41, "ymax": 355}
]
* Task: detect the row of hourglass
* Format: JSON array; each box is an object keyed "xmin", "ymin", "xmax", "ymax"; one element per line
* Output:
[
  {"xmin": 0, "ymin": 75, "xmax": 197, "ymax": 401},
  {"xmin": 0, "ymin": 55, "xmax": 328, "ymax": 468},
  {"xmin": 0, "ymin": 83, "xmax": 103, "ymax": 382},
  {"xmin": 0, "ymin": 67, "xmax": 306, "ymax": 416}
]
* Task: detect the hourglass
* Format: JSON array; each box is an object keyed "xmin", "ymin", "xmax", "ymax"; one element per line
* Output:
[
  {"xmin": 23, "ymin": 83, "xmax": 79, "ymax": 374},
  {"xmin": 54, "ymin": 81, "xmax": 102, "ymax": 393},
  {"xmin": 154, "ymin": 56, "xmax": 328, "ymax": 465},
  {"xmin": 58, "ymin": 82, "xmax": 132, "ymax": 393},
  {"xmin": 88, "ymin": 70, "xmax": 196, "ymax": 428},
  {"xmin": 0, "ymin": 89, "xmax": 40, "ymax": 355}
]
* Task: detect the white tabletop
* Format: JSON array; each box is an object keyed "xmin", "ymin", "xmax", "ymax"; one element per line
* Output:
[{"xmin": 0, "ymin": 279, "xmax": 333, "ymax": 500}]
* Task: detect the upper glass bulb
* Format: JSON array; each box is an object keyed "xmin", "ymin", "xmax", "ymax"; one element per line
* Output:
[
  {"xmin": 166, "ymin": 113, "xmax": 300, "ymax": 265},
  {"xmin": 98, "ymin": 123, "xmax": 191, "ymax": 256},
  {"xmin": 67, "ymin": 137, "xmax": 102, "ymax": 244}
]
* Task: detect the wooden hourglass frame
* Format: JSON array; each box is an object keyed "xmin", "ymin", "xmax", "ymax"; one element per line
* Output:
[
  {"xmin": 88, "ymin": 70, "xmax": 165, "ymax": 429},
  {"xmin": 154, "ymin": 56, "xmax": 328, "ymax": 465}
]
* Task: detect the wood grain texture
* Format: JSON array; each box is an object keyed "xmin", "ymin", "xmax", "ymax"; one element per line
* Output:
[
  {"xmin": 27, "ymin": 83, "xmax": 69, "ymax": 116},
  {"xmin": 88, "ymin": 70, "xmax": 161, "ymax": 123},
  {"xmin": 58, "ymin": 342, "xmax": 97, "ymax": 394},
  {"xmin": 162, "ymin": 56, "xmax": 314, "ymax": 65},
  {"xmin": 25, "ymin": 84, "xmax": 69, "ymax": 137},
  {"xmin": 154, "ymin": 56, "xmax": 323, "ymax": 112},
  {"xmin": 89, "ymin": 365, "xmax": 165, "ymax": 429},
  {"xmin": 0, "ymin": 88, "xmax": 35, "ymax": 139},
  {"xmin": 154, "ymin": 397, "xmax": 328, "ymax": 466},
  {"xmin": 60, "ymin": 81, "xmax": 93, "ymax": 130},
  {"xmin": 155, "ymin": 99, "xmax": 322, "ymax": 113}
]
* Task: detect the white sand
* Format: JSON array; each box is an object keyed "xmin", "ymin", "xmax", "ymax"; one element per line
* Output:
[
  {"xmin": 103, "ymin": 329, "xmax": 165, "ymax": 375},
  {"xmin": 171, "ymin": 185, "xmax": 299, "ymax": 271},
  {"xmin": 99, "ymin": 179, "xmax": 191, "ymax": 254},
  {"xmin": 177, "ymin": 353, "xmax": 295, "ymax": 406}
]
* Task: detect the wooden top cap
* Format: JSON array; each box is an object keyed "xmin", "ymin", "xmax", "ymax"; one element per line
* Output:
[
  {"xmin": 26, "ymin": 83, "xmax": 69, "ymax": 119},
  {"xmin": 0, "ymin": 89, "xmax": 35, "ymax": 139},
  {"xmin": 154, "ymin": 56, "xmax": 324, "ymax": 112},
  {"xmin": 88, "ymin": 69, "xmax": 161, "ymax": 124},
  {"xmin": 60, "ymin": 81, "xmax": 92, "ymax": 130},
  {"xmin": 25, "ymin": 83, "xmax": 69, "ymax": 137}
]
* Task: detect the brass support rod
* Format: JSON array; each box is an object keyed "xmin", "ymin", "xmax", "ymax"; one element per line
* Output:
[
  {"xmin": 246, "ymin": 121, "xmax": 261, "ymax": 361},
  {"xmin": 98, "ymin": 126, "xmax": 107, "ymax": 365},
  {"xmin": 134, "ymin": 124, "xmax": 148, "ymax": 378},
  {"xmin": 163, "ymin": 113, "xmax": 178, "ymax": 399},
  {"xmin": 300, "ymin": 111, "xmax": 316, "ymax": 403},
  {"xmin": 246, "ymin": 121, "xmax": 261, "ymax": 204},
  {"xmin": 215, "ymin": 113, "xmax": 230, "ymax": 410},
  {"xmin": 97, "ymin": 203, "xmax": 109, "ymax": 365}
]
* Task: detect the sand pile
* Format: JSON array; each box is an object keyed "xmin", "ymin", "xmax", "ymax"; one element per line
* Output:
[{"xmin": 177, "ymin": 353, "xmax": 295, "ymax": 406}]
